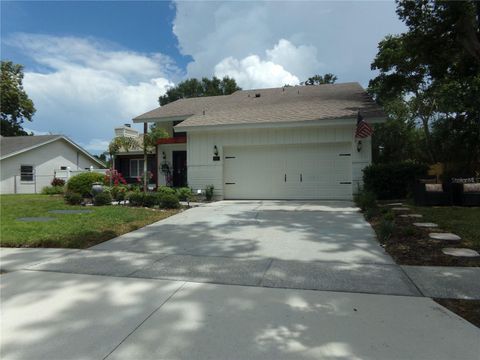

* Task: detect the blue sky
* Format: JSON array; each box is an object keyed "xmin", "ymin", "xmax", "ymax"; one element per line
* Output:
[{"xmin": 1, "ymin": 1, "xmax": 406, "ymax": 153}]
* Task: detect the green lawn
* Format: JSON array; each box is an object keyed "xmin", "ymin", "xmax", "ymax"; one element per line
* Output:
[
  {"xmin": 0, "ymin": 194, "xmax": 179, "ymax": 248},
  {"xmin": 412, "ymin": 206, "xmax": 480, "ymax": 250}
]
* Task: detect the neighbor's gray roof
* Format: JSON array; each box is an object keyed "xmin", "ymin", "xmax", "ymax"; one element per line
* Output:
[
  {"xmin": 133, "ymin": 82, "xmax": 385, "ymax": 128},
  {"xmin": 0, "ymin": 135, "xmax": 61, "ymax": 158},
  {"xmin": 0, "ymin": 135, "xmax": 105, "ymax": 167}
]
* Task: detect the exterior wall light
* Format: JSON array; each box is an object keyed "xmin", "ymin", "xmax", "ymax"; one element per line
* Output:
[
  {"xmin": 356, "ymin": 140, "xmax": 363, "ymax": 152},
  {"xmin": 162, "ymin": 151, "xmax": 167, "ymax": 160},
  {"xmin": 213, "ymin": 145, "xmax": 219, "ymax": 156}
]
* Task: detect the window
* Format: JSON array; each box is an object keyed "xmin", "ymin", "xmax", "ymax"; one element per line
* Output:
[
  {"xmin": 130, "ymin": 159, "xmax": 144, "ymax": 177},
  {"xmin": 20, "ymin": 165, "xmax": 34, "ymax": 182}
]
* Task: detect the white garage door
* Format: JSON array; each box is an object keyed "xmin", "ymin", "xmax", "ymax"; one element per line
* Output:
[{"xmin": 223, "ymin": 143, "xmax": 352, "ymax": 200}]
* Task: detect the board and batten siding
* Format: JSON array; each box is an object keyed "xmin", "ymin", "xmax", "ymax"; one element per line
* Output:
[
  {"xmin": 0, "ymin": 139, "xmax": 101, "ymax": 194},
  {"xmin": 186, "ymin": 125, "xmax": 371, "ymax": 199}
]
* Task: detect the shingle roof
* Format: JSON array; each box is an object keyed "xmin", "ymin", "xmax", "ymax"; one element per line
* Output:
[
  {"xmin": 0, "ymin": 135, "xmax": 61, "ymax": 158},
  {"xmin": 133, "ymin": 82, "xmax": 384, "ymax": 128}
]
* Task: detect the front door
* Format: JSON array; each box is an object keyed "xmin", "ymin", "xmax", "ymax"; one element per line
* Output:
[{"xmin": 172, "ymin": 151, "xmax": 187, "ymax": 187}]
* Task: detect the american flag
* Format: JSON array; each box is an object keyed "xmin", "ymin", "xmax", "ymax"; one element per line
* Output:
[{"xmin": 355, "ymin": 112, "xmax": 373, "ymax": 138}]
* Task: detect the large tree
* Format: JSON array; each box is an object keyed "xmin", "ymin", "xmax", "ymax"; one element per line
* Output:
[
  {"xmin": 302, "ymin": 73, "xmax": 337, "ymax": 85},
  {"xmin": 369, "ymin": 0, "xmax": 480, "ymax": 174},
  {"xmin": 159, "ymin": 76, "xmax": 241, "ymax": 106},
  {"xmin": 1, "ymin": 61, "xmax": 36, "ymax": 136}
]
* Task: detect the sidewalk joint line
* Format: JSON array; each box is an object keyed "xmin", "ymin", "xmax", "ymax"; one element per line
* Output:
[{"xmin": 102, "ymin": 281, "xmax": 187, "ymax": 360}]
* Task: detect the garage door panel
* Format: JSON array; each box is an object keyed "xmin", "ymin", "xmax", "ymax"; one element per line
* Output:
[{"xmin": 224, "ymin": 143, "xmax": 351, "ymax": 200}]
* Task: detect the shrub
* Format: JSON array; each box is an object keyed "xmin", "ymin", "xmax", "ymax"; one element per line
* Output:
[
  {"xmin": 110, "ymin": 185, "xmax": 128, "ymax": 202},
  {"xmin": 363, "ymin": 162, "xmax": 428, "ymax": 200},
  {"xmin": 159, "ymin": 193, "xmax": 180, "ymax": 209},
  {"xmin": 41, "ymin": 185, "xmax": 64, "ymax": 195},
  {"xmin": 66, "ymin": 172, "xmax": 105, "ymax": 197},
  {"xmin": 157, "ymin": 185, "xmax": 176, "ymax": 196},
  {"xmin": 143, "ymin": 192, "xmax": 158, "ymax": 208},
  {"xmin": 353, "ymin": 190, "xmax": 377, "ymax": 211},
  {"xmin": 364, "ymin": 207, "xmax": 379, "ymax": 221},
  {"xmin": 379, "ymin": 219, "xmax": 395, "ymax": 242},
  {"xmin": 205, "ymin": 185, "xmax": 214, "ymax": 201},
  {"xmin": 94, "ymin": 192, "xmax": 112, "ymax": 206},
  {"xmin": 64, "ymin": 192, "xmax": 83, "ymax": 205},
  {"xmin": 51, "ymin": 177, "xmax": 65, "ymax": 186},
  {"xmin": 127, "ymin": 191, "xmax": 144, "ymax": 207},
  {"xmin": 383, "ymin": 211, "xmax": 395, "ymax": 221},
  {"xmin": 176, "ymin": 187, "xmax": 193, "ymax": 201}
]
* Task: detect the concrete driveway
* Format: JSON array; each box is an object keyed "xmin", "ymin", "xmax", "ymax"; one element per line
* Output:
[
  {"xmin": 26, "ymin": 201, "xmax": 418, "ymax": 296},
  {"xmin": 2, "ymin": 201, "xmax": 479, "ymax": 360}
]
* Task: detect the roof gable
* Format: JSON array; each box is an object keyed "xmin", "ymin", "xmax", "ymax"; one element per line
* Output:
[{"xmin": 0, "ymin": 135, "xmax": 105, "ymax": 167}]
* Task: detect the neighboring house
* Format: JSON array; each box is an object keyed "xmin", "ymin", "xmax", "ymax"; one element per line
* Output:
[
  {"xmin": 133, "ymin": 82, "xmax": 386, "ymax": 200},
  {"xmin": 111, "ymin": 125, "xmax": 157, "ymax": 185},
  {"xmin": 0, "ymin": 135, "xmax": 105, "ymax": 194}
]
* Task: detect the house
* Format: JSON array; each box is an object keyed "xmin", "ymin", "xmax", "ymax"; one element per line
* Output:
[
  {"xmin": 133, "ymin": 82, "xmax": 385, "ymax": 200},
  {"xmin": 111, "ymin": 125, "xmax": 157, "ymax": 186},
  {"xmin": 0, "ymin": 135, "xmax": 105, "ymax": 194}
]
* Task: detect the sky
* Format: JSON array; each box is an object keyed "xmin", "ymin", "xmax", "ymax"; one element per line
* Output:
[{"xmin": 1, "ymin": 1, "xmax": 406, "ymax": 154}]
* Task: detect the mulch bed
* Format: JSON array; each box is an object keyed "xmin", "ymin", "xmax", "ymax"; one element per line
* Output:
[
  {"xmin": 370, "ymin": 213, "xmax": 480, "ymax": 267},
  {"xmin": 434, "ymin": 299, "xmax": 480, "ymax": 328}
]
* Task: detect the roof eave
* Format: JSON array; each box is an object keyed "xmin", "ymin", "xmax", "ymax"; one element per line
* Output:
[
  {"xmin": 132, "ymin": 114, "xmax": 192, "ymax": 123},
  {"xmin": 175, "ymin": 116, "xmax": 386, "ymax": 132}
]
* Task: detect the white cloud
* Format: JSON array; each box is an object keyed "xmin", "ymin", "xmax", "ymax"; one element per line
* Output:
[
  {"xmin": 213, "ymin": 39, "xmax": 325, "ymax": 89},
  {"xmin": 6, "ymin": 33, "xmax": 177, "ymax": 153},
  {"xmin": 173, "ymin": 1, "xmax": 406, "ymax": 87},
  {"xmin": 80, "ymin": 139, "xmax": 111, "ymax": 153}
]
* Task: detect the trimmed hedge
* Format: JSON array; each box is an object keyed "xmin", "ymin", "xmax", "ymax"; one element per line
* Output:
[
  {"xmin": 176, "ymin": 187, "xmax": 193, "ymax": 201},
  {"xmin": 94, "ymin": 192, "xmax": 112, "ymax": 206},
  {"xmin": 159, "ymin": 193, "xmax": 180, "ymax": 209},
  {"xmin": 41, "ymin": 185, "xmax": 64, "ymax": 195},
  {"xmin": 66, "ymin": 172, "xmax": 105, "ymax": 197},
  {"xmin": 157, "ymin": 185, "xmax": 176, "ymax": 196},
  {"xmin": 363, "ymin": 162, "xmax": 428, "ymax": 200},
  {"xmin": 64, "ymin": 192, "xmax": 83, "ymax": 205}
]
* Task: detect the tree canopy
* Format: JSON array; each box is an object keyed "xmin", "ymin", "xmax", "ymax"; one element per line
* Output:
[
  {"xmin": 159, "ymin": 76, "xmax": 241, "ymax": 106},
  {"xmin": 302, "ymin": 73, "xmax": 338, "ymax": 85},
  {"xmin": 1, "ymin": 61, "xmax": 36, "ymax": 136},
  {"xmin": 369, "ymin": 0, "xmax": 480, "ymax": 175}
]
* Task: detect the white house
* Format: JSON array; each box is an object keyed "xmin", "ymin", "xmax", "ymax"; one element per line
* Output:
[
  {"xmin": 133, "ymin": 82, "xmax": 385, "ymax": 200},
  {"xmin": 0, "ymin": 135, "xmax": 105, "ymax": 194}
]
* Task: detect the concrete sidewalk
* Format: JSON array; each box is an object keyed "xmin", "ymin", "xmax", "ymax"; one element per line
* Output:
[
  {"xmin": 1, "ymin": 270, "xmax": 479, "ymax": 360},
  {"xmin": 23, "ymin": 249, "xmax": 419, "ymax": 296},
  {"xmin": 402, "ymin": 266, "xmax": 480, "ymax": 300}
]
